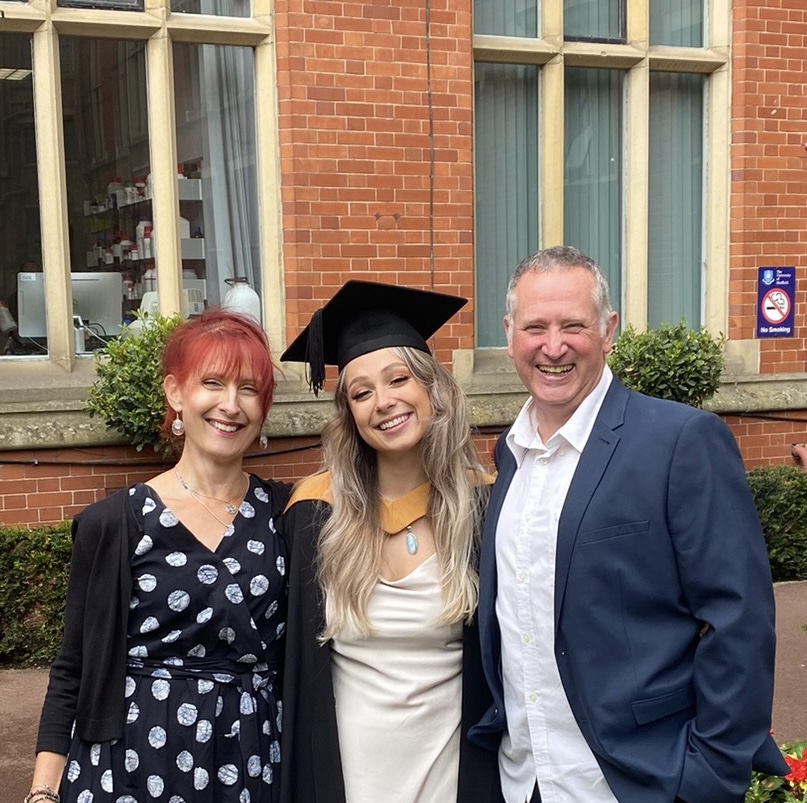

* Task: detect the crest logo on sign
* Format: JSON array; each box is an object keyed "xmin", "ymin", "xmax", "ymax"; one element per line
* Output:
[{"xmin": 762, "ymin": 269, "xmax": 775, "ymax": 286}]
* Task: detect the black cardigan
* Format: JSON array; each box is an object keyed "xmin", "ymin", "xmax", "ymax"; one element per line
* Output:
[
  {"xmin": 36, "ymin": 479, "xmax": 290, "ymax": 755},
  {"xmin": 278, "ymin": 496, "xmax": 504, "ymax": 803}
]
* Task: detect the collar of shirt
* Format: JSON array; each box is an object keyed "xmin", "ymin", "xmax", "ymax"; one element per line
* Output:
[{"xmin": 506, "ymin": 364, "xmax": 614, "ymax": 466}]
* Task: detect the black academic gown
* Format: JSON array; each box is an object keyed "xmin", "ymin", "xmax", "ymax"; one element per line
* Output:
[{"xmin": 278, "ymin": 476, "xmax": 503, "ymax": 803}]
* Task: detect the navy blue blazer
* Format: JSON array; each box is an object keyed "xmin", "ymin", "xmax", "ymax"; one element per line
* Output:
[{"xmin": 470, "ymin": 379, "xmax": 788, "ymax": 803}]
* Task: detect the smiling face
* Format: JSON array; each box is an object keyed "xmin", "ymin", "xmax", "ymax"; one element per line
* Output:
[
  {"xmin": 164, "ymin": 358, "xmax": 264, "ymax": 463},
  {"xmin": 342, "ymin": 347, "xmax": 433, "ymax": 460},
  {"xmin": 504, "ymin": 266, "xmax": 618, "ymax": 440}
]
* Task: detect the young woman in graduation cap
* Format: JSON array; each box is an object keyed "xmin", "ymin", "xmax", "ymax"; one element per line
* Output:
[{"xmin": 279, "ymin": 281, "xmax": 503, "ymax": 803}]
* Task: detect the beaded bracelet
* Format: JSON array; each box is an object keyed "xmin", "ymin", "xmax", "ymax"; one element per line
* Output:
[{"xmin": 23, "ymin": 787, "xmax": 60, "ymax": 803}]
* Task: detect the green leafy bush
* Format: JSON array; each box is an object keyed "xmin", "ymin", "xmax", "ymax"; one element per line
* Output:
[
  {"xmin": 747, "ymin": 465, "xmax": 807, "ymax": 583},
  {"xmin": 0, "ymin": 522, "xmax": 71, "ymax": 667},
  {"xmin": 85, "ymin": 311, "xmax": 182, "ymax": 456},
  {"xmin": 746, "ymin": 739, "xmax": 807, "ymax": 802},
  {"xmin": 608, "ymin": 319, "xmax": 725, "ymax": 408}
]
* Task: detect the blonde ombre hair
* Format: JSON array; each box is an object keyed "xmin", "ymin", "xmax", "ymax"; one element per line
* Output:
[{"xmin": 317, "ymin": 346, "xmax": 486, "ymax": 639}]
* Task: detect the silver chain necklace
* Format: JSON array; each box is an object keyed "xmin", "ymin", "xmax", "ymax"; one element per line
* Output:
[{"xmin": 175, "ymin": 469, "xmax": 248, "ymax": 515}]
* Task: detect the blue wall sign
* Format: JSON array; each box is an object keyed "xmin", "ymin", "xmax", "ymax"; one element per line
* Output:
[{"xmin": 756, "ymin": 267, "xmax": 795, "ymax": 338}]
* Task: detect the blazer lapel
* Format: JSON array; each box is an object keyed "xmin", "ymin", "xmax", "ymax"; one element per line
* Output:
[
  {"xmin": 554, "ymin": 380, "xmax": 628, "ymax": 626},
  {"xmin": 478, "ymin": 433, "xmax": 517, "ymax": 671}
]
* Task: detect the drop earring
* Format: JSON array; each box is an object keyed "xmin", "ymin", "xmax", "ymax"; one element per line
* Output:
[
  {"xmin": 259, "ymin": 432, "xmax": 268, "ymax": 450},
  {"xmin": 171, "ymin": 414, "xmax": 185, "ymax": 437}
]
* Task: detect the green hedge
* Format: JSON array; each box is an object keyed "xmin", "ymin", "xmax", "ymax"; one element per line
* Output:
[
  {"xmin": 1, "ymin": 464, "xmax": 806, "ymax": 666},
  {"xmin": 0, "ymin": 522, "xmax": 71, "ymax": 667},
  {"xmin": 747, "ymin": 465, "xmax": 807, "ymax": 583}
]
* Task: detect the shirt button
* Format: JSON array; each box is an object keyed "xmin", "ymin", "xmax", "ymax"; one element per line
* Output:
[
  {"xmin": 539, "ymin": 457, "xmax": 548, "ymax": 465},
  {"xmin": 517, "ymin": 572, "xmax": 526, "ymax": 583},
  {"xmin": 527, "ymin": 693, "xmax": 537, "ymax": 703},
  {"xmin": 522, "ymin": 633, "xmax": 531, "ymax": 643}
]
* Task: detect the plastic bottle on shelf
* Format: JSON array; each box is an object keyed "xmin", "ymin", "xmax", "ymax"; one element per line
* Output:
[
  {"xmin": 223, "ymin": 276, "xmax": 261, "ymax": 323},
  {"xmin": 143, "ymin": 264, "xmax": 157, "ymax": 293},
  {"xmin": 124, "ymin": 181, "xmax": 137, "ymax": 206},
  {"xmin": 136, "ymin": 218, "xmax": 153, "ymax": 261},
  {"xmin": 112, "ymin": 231, "xmax": 124, "ymax": 262},
  {"xmin": 142, "ymin": 226, "xmax": 153, "ymax": 259},
  {"xmin": 107, "ymin": 177, "xmax": 124, "ymax": 210}
]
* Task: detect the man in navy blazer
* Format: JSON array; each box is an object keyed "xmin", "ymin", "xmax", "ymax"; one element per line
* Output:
[{"xmin": 470, "ymin": 246, "xmax": 787, "ymax": 803}]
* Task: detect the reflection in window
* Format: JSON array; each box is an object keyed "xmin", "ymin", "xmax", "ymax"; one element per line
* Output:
[
  {"xmin": 173, "ymin": 43, "xmax": 260, "ymax": 320},
  {"xmin": 171, "ymin": 0, "xmax": 249, "ymax": 18},
  {"xmin": 648, "ymin": 73, "xmax": 704, "ymax": 327},
  {"xmin": 474, "ymin": 63, "xmax": 539, "ymax": 347},
  {"xmin": 650, "ymin": 0, "xmax": 704, "ymax": 47},
  {"xmin": 0, "ymin": 33, "xmax": 41, "ymax": 357},
  {"xmin": 564, "ymin": 0, "xmax": 625, "ymax": 42},
  {"xmin": 473, "ymin": 0, "xmax": 538, "ymax": 38},
  {"xmin": 564, "ymin": 69, "xmax": 623, "ymax": 311}
]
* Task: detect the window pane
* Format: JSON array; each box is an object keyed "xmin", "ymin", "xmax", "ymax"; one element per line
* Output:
[
  {"xmin": 0, "ymin": 34, "xmax": 42, "ymax": 357},
  {"xmin": 650, "ymin": 0, "xmax": 704, "ymax": 47},
  {"xmin": 474, "ymin": 0, "xmax": 538, "ymax": 38},
  {"xmin": 648, "ymin": 73, "xmax": 704, "ymax": 327},
  {"xmin": 564, "ymin": 0, "xmax": 624, "ymax": 42},
  {"xmin": 474, "ymin": 63, "xmax": 539, "ymax": 347},
  {"xmin": 564, "ymin": 69, "xmax": 623, "ymax": 313},
  {"xmin": 172, "ymin": 0, "xmax": 249, "ymax": 18},
  {"xmin": 58, "ymin": 0, "xmax": 143, "ymax": 11},
  {"xmin": 53, "ymin": 38, "xmax": 147, "ymax": 353},
  {"xmin": 173, "ymin": 43, "xmax": 261, "ymax": 321}
]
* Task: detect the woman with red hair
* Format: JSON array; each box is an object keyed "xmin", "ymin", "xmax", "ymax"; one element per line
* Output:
[{"xmin": 30, "ymin": 308, "xmax": 290, "ymax": 803}]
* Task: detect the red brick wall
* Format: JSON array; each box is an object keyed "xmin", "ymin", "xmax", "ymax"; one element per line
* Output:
[
  {"xmin": 273, "ymin": 0, "xmax": 476, "ymax": 377},
  {"xmin": 724, "ymin": 411, "xmax": 807, "ymax": 468},
  {"xmin": 0, "ymin": 432, "xmax": 500, "ymax": 528},
  {"xmin": 731, "ymin": 0, "xmax": 807, "ymax": 371},
  {"xmin": 0, "ymin": 440, "xmax": 321, "ymax": 528},
  {"xmin": 5, "ymin": 420, "xmax": 803, "ymax": 528}
]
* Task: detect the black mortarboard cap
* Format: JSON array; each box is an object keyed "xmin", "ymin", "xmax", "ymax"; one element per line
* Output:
[{"xmin": 280, "ymin": 280, "xmax": 467, "ymax": 395}]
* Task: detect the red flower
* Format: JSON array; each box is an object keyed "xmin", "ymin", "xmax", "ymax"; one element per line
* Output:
[{"xmin": 784, "ymin": 749, "xmax": 807, "ymax": 785}]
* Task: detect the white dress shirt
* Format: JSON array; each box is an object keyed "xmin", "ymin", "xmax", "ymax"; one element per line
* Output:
[{"xmin": 495, "ymin": 366, "xmax": 618, "ymax": 803}]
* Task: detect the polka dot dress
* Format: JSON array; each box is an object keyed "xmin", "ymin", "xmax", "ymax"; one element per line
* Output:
[{"xmin": 59, "ymin": 478, "xmax": 286, "ymax": 803}]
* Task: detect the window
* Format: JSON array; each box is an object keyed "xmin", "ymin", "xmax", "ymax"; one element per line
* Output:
[
  {"xmin": 564, "ymin": 68, "xmax": 623, "ymax": 310},
  {"xmin": 0, "ymin": 33, "xmax": 41, "ymax": 357},
  {"xmin": 564, "ymin": 0, "xmax": 625, "ymax": 43},
  {"xmin": 473, "ymin": 0, "xmax": 726, "ymax": 346},
  {"xmin": 173, "ymin": 43, "xmax": 261, "ymax": 314},
  {"xmin": 648, "ymin": 73, "xmax": 704, "ymax": 327},
  {"xmin": 474, "ymin": 63, "xmax": 539, "ymax": 346},
  {"xmin": 0, "ymin": 1, "xmax": 279, "ymax": 365}
]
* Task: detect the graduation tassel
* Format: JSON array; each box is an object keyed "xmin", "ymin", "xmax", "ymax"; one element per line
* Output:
[{"xmin": 305, "ymin": 307, "xmax": 326, "ymax": 396}]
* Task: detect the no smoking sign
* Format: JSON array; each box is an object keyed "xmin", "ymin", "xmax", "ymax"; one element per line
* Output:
[{"xmin": 756, "ymin": 267, "xmax": 795, "ymax": 338}]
